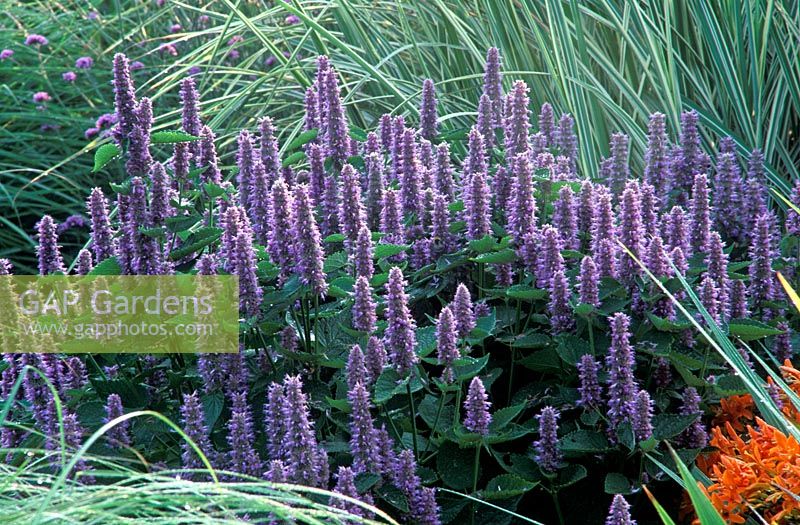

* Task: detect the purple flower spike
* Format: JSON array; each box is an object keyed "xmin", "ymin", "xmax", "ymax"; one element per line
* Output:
[
  {"xmin": 365, "ymin": 336, "xmax": 387, "ymax": 384},
  {"xmin": 503, "ymin": 80, "xmax": 530, "ymax": 160},
  {"xmin": 549, "ymin": 264, "xmax": 574, "ymax": 334},
  {"xmin": 578, "ymin": 180, "xmax": 594, "ymax": 238},
  {"xmin": 712, "ymin": 152, "xmax": 742, "ymax": 239},
  {"xmin": 236, "ymin": 130, "xmax": 256, "ymax": 210},
  {"xmin": 464, "ymin": 376, "xmax": 491, "ymax": 436},
  {"xmin": 482, "ymin": 47, "xmax": 503, "ymax": 128},
  {"xmin": 553, "ymin": 185, "xmax": 578, "ymax": 250},
  {"xmin": 180, "ymin": 391, "xmax": 215, "ymax": 472},
  {"xmin": 348, "ymin": 381, "xmax": 379, "ymax": 474},
  {"xmin": 103, "ymin": 394, "xmax": 128, "ymax": 447},
  {"xmin": 436, "ymin": 306, "xmax": 460, "ymax": 383},
  {"xmin": 37, "ymin": 215, "xmax": 65, "ymax": 275},
  {"xmin": 339, "ymin": 164, "xmax": 367, "ymax": 251},
  {"xmin": 149, "ymin": 162, "xmax": 172, "ymax": 226},
  {"xmin": 579, "ymin": 256, "xmax": 600, "ymax": 307},
  {"xmin": 420, "ymin": 79, "xmax": 438, "ymax": 140},
  {"xmin": 465, "ymin": 170, "xmax": 491, "ymax": 240},
  {"xmin": 87, "ymin": 188, "xmax": 115, "ymax": 263},
  {"xmin": 452, "ymin": 283, "xmax": 476, "ymax": 339},
  {"xmin": 632, "ymin": 390, "xmax": 654, "ymax": 441},
  {"xmin": 786, "ymin": 179, "xmax": 800, "ymax": 236},
  {"xmin": 75, "ymin": 249, "xmax": 93, "ymax": 275},
  {"xmin": 673, "ymin": 110, "xmax": 710, "ymax": 204},
  {"xmin": 268, "ymin": 177, "xmax": 294, "ymax": 280},
  {"xmin": 431, "ymin": 192, "xmax": 453, "ymax": 257},
  {"xmin": 534, "ymin": 406, "xmax": 561, "ymax": 472},
  {"xmin": 112, "ymin": 53, "xmax": 137, "ymax": 142},
  {"xmin": 126, "ymin": 97, "xmax": 153, "ymax": 176},
  {"xmin": 591, "ymin": 186, "xmax": 615, "ymax": 252},
  {"xmin": 352, "ymin": 276, "xmax": 377, "ymax": 334},
  {"xmin": 180, "ymin": 77, "xmax": 202, "ymax": 158},
  {"xmin": 640, "ymin": 182, "xmax": 659, "ymax": 236},
  {"xmin": 236, "ymin": 228, "xmax": 262, "ymax": 318},
  {"xmin": 354, "ymin": 225, "xmax": 374, "ymax": 279},
  {"xmin": 774, "ymin": 322, "xmax": 793, "ymax": 362},
  {"xmin": 730, "ymin": 279, "xmax": 749, "ymax": 319},
  {"xmin": 198, "ymin": 125, "xmax": 222, "ymax": 185},
  {"xmin": 606, "ymin": 133, "xmax": 630, "ymax": 197},
  {"xmin": 464, "ymin": 126, "xmax": 488, "ymax": 184},
  {"xmin": 556, "ymin": 113, "xmax": 577, "ymax": 174},
  {"xmin": 304, "ymin": 86, "xmax": 319, "ymax": 135},
  {"xmin": 307, "ymin": 143, "xmax": 326, "ymax": 206},
  {"xmin": 365, "ymin": 153, "xmax": 385, "ymax": 229},
  {"xmin": 678, "ymin": 387, "xmax": 707, "ymax": 448},
  {"xmin": 434, "ymin": 143, "xmax": 455, "ymax": 201},
  {"xmin": 644, "ymin": 112, "xmax": 670, "ymax": 198},
  {"xmin": 398, "ymin": 128, "xmax": 422, "ymax": 218},
  {"xmin": 226, "ymin": 392, "xmax": 262, "ymax": 478},
  {"xmin": 538, "ymin": 102, "xmax": 555, "ymax": 146},
  {"xmin": 509, "ymin": 153, "xmax": 537, "ymax": 244},
  {"xmin": 743, "ymin": 149, "xmax": 768, "ymax": 239},
  {"xmin": 705, "ymin": 231, "xmax": 730, "ymax": 317},
  {"xmin": 264, "ymin": 382, "xmax": 286, "ymax": 460},
  {"xmin": 536, "ymin": 225, "xmax": 563, "ymax": 288},
  {"xmin": 292, "ymin": 184, "xmax": 328, "ymax": 297},
  {"xmin": 577, "ymin": 354, "xmax": 602, "ymax": 408},
  {"xmin": 606, "ymin": 494, "xmax": 636, "ymax": 525},
  {"xmin": 322, "ymin": 67, "xmax": 349, "ymax": 168},
  {"xmin": 664, "ymin": 205, "xmax": 691, "ymax": 258},
  {"xmin": 606, "ymin": 313, "xmax": 637, "ymax": 432},
  {"xmin": 617, "ymin": 181, "xmax": 644, "ymax": 283},
  {"xmin": 347, "ymin": 344, "xmax": 368, "ymax": 390},
  {"xmin": 332, "ymin": 466, "xmax": 373, "ymax": 516},
  {"xmin": 173, "ymin": 142, "xmax": 190, "ymax": 188},
  {"xmin": 380, "ymin": 189, "xmax": 405, "ymax": 247},
  {"xmin": 282, "ymin": 375, "xmax": 329, "ymax": 487},
  {"xmin": 320, "ymin": 174, "xmax": 340, "ymax": 238},
  {"xmin": 260, "ymin": 117, "xmax": 280, "ymax": 187},
  {"xmin": 749, "ymin": 212, "xmax": 777, "ymax": 312},
  {"xmin": 477, "ymin": 94, "xmax": 495, "ymax": 150},
  {"xmin": 383, "ymin": 267, "xmax": 418, "ymax": 376}
]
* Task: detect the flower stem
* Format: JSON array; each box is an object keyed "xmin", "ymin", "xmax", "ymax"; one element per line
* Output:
[
  {"xmin": 407, "ymin": 380, "xmax": 419, "ymax": 460},
  {"xmin": 471, "ymin": 443, "xmax": 481, "ymax": 525}
]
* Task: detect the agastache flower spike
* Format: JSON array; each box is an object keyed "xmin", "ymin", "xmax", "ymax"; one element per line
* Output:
[
  {"xmin": 644, "ymin": 112, "xmax": 669, "ymax": 198},
  {"xmin": 577, "ymin": 354, "xmax": 602, "ymax": 407},
  {"xmin": 534, "ymin": 406, "xmax": 561, "ymax": 472},
  {"xmin": 149, "ymin": 162, "xmax": 172, "ymax": 226},
  {"xmin": 606, "ymin": 495, "xmax": 636, "ymax": 525},
  {"xmin": 398, "ymin": 128, "xmax": 422, "ymax": 218},
  {"xmin": 452, "ymin": 283, "xmax": 476, "ymax": 339},
  {"xmin": 712, "ymin": 152, "xmax": 742, "ymax": 239},
  {"xmin": 304, "ymin": 86, "xmax": 319, "ymax": 134},
  {"xmin": 606, "ymin": 313, "xmax": 637, "ymax": 432},
  {"xmin": 536, "ymin": 225, "xmax": 563, "ymax": 288},
  {"xmin": 632, "ymin": 390, "xmax": 654, "ymax": 441},
  {"xmin": 477, "ymin": 94, "xmax": 495, "ymax": 150},
  {"xmin": 226, "ymin": 392, "xmax": 262, "ymax": 478},
  {"xmin": 75, "ymin": 249, "xmax": 93, "ymax": 275},
  {"xmin": 786, "ymin": 179, "xmax": 800, "ymax": 235},
  {"xmin": 282, "ymin": 375, "xmax": 328, "ymax": 487},
  {"xmin": 267, "ymin": 177, "xmax": 294, "ymax": 280},
  {"xmin": 352, "ymin": 276, "xmax": 377, "ymax": 334},
  {"xmin": 126, "ymin": 98, "xmax": 153, "ymax": 176},
  {"xmin": 180, "ymin": 77, "xmax": 202, "ymax": 158},
  {"xmin": 347, "ymin": 344, "xmax": 368, "ymax": 390},
  {"xmin": 664, "ymin": 205, "xmax": 691, "ymax": 256},
  {"xmin": 103, "ymin": 393, "xmax": 130, "ymax": 448},
  {"xmin": 198, "ymin": 125, "xmax": 222, "ymax": 185},
  {"xmin": 379, "ymin": 113, "xmax": 393, "ymax": 154},
  {"xmin": 509, "ymin": 153, "xmax": 537, "ymax": 244},
  {"xmin": 380, "ymin": 189, "xmax": 405, "ymax": 248},
  {"xmin": 538, "ymin": 102, "xmax": 555, "ymax": 146},
  {"xmin": 606, "ymin": 133, "xmax": 630, "ymax": 197},
  {"xmin": 639, "ymin": 182, "xmax": 659, "ymax": 236},
  {"xmin": 292, "ymin": 184, "xmax": 328, "ymax": 297},
  {"xmin": 348, "ymin": 381, "xmax": 380, "ymax": 474},
  {"xmin": 87, "ymin": 188, "xmax": 114, "ymax": 263},
  {"xmin": 730, "ymin": 279, "xmax": 749, "ymax": 319},
  {"xmin": 37, "ymin": 215, "xmax": 65, "ymax": 275},
  {"xmin": 493, "ymin": 166, "xmax": 512, "ymax": 222},
  {"xmin": 678, "ymin": 387, "xmax": 707, "ymax": 448},
  {"xmin": 549, "ymin": 263, "xmax": 574, "ymax": 333},
  {"xmin": 464, "ymin": 126, "xmax": 488, "ymax": 184},
  {"xmin": 436, "ymin": 306, "xmax": 459, "ymax": 383},
  {"xmin": 503, "ymin": 80, "xmax": 530, "ymax": 160},
  {"xmin": 705, "ymin": 231, "xmax": 730, "ymax": 317},
  {"xmin": 556, "ymin": 113, "xmax": 577, "ymax": 174},
  {"xmin": 354, "ymin": 225, "xmax": 374, "ymax": 279},
  {"xmin": 260, "ymin": 117, "xmax": 280, "ymax": 188},
  {"xmin": 264, "ymin": 382, "xmax": 286, "ymax": 460},
  {"xmin": 434, "ymin": 143, "xmax": 455, "ymax": 201},
  {"xmin": 744, "ymin": 149, "xmax": 768, "ymax": 238},
  {"xmin": 339, "ymin": 164, "xmax": 366, "ymax": 251},
  {"xmin": 383, "ymin": 267, "xmax": 418, "ymax": 376},
  {"xmin": 236, "ymin": 227, "xmax": 262, "ymax": 318},
  {"xmin": 236, "ymin": 130, "xmax": 255, "ymax": 210},
  {"xmin": 332, "ymin": 466, "xmax": 373, "ymax": 516},
  {"xmin": 617, "ymin": 181, "xmax": 645, "ymax": 283},
  {"xmin": 365, "ymin": 336, "xmax": 387, "ymax": 384},
  {"xmin": 112, "ymin": 53, "xmax": 137, "ymax": 142},
  {"xmin": 578, "ymin": 180, "xmax": 594, "ymax": 239},
  {"xmin": 774, "ymin": 322, "xmax": 793, "ymax": 362},
  {"xmin": 482, "ymin": 47, "xmax": 503, "ymax": 128},
  {"xmin": 578, "ymin": 256, "xmax": 600, "ymax": 307},
  {"xmin": 307, "ymin": 143, "xmax": 325, "ymax": 205},
  {"xmin": 365, "ymin": 152, "xmax": 385, "ymax": 229},
  {"xmin": 464, "ymin": 376, "xmax": 491, "ymax": 435},
  {"xmin": 553, "ymin": 185, "xmax": 578, "ymax": 250},
  {"xmin": 749, "ymin": 212, "xmax": 777, "ymax": 312},
  {"xmin": 591, "ymin": 186, "xmax": 615, "ymax": 252},
  {"xmin": 431, "ymin": 192, "xmax": 453, "ymax": 257},
  {"xmin": 180, "ymin": 391, "xmax": 215, "ymax": 472},
  {"xmin": 465, "ymin": 170, "xmax": 491, "ymax": 240},
  {"xmin": 323, "ymin": 67, "xmax": 349, "ymax": 168},
  {"xmin": 420, "ymin": 79, "xmax": 438, "ymax": 140}
]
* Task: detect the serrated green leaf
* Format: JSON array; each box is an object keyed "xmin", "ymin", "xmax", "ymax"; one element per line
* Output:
[
  {"xmin": 285, "ymin": 128, "xmax": 318, "ymax": 151},
  {"xmin": 505, "ymin": 285, "xmax": 547, "ymax": 300},
  {"xmin": 481, "ymin": 474, "xmax": 537, "ymax": 500},
  {"xmin": 604, "ymin": 472, "xmax": 633, "ymax": 495},
  {"xmin": 282, "ymin": 151, "xmax": 306, "ymax": 167},
  {"xmin": 374, "ymin": 244, "xmax": 410, "ymax": 259},
  {"xmin": 653, "ymin": 414, "xmax": 700, "ymax": 440},
  {"xmin": 92, "ymin": 143, "xmax": 121, "ymax": 172},
  {"xmin": 560, "ymin": 429, "xmax": 610, "ymax": 453},
  {"xmin": 87, "ymin": 256, "xmax": 122, "ymax": 276},
  {"xmin": 150, "ymin": 130, "xmax": 200, "ymax": 144},
  {"xmin": 436, "ymin": 441, "xmax": 474, "ymax": 490},
  {"xmin": 472, "ymin": 248, "xmax": 517, "ymax": 264},
  {"xmin": 728, "ymin": 318, "xmax": 784, "ymax": 340}
]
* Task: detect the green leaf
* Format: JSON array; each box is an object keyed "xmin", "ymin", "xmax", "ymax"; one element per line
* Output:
[
  {"xmin": 489, "ymin": 404, "xmax": 526, "ymax": 432},
  {"xmin": 373, "ymin": 369, "xmax": 406, "ymax": 404},
  {"xmin": 436, "ymin": 441, "xmax": 474, "ymax": 490},
  {"xmin": 468, "ymin": 235, "xmax": 499, "ymax": 253},
  {"xmin": 375, "ymin": 483, "xmax": 409, "ymax": 514},
  {"xmin": 604, "ymin": 472, "xmax": 633, "ymax": 495},
  {"xmin": 282, "ymin": 151, "xmax": 306, "ymax": 167},
  {"xmin": 201, "ymin": 392, "xmax": 224, "ymax": 430},
  {"xmin": 455, "ymin": 355, "xmax": 490, "ymax": 382},
  {"xmin": 374, "ymin": 244, "xmax": 410, "ymax": 259},
  {"xmin": 109, "ymin": 180, "xmax": 131, "ymax": 195},
  {"xmin": 505, "ymin": 285, "xmax": 547, "ymax": 301},
  {"xmin": 560, "ymin": 429, "xmax": 610, "ymax": 454},
  {"xmin": 87, "ymin": 256, "xmax": 122, "ymax": 276},
  {"xmin": 150, "ymin": 130, "xmax": 200, "ymax": 144},
  {"xmin": 554, "ymin": 463, "xmax": 587, "ymax": 489},
  {"xmin": 653, "ymin": 414, "xmax": 699, "ymax": 440},
  {"xmin": 354, "ymin": 472, "xmax": 381, "ymax": 493},
  {"xmin": 285, "ymin": 128, "xmax": 318, "ymax": 151},
  {"xmin": 203, "ymin": 183, "xmax": 228, "ymax": 198},
  {"xmin": 481, "ymin": 474, "xmax": 537, "ymax": 500},
  {"xmin": 325, "ymin": 397, "xmax": 350, "ymax": 412},
  {"xmin": 728, "ymin": 318, "xmax": 784, "ymax": 340},
  {"xmin": 647, "ymin": 313, "xmax": 692, "ymax": 332},
  {"xmin": 511, "ymin": 333, "xmax": 550, "ymax": 348},
  {"xmin": 92, "ymin": 143, "xmax": 121, "ymax": 172},
  {"xmin": 165, "ymin": 213, "xmax": 201, "ymax": 233},
  {"xmin": 170, "ymin": 228, "xmax": 222, "ymax": 260},
  {"xmin": 472, "ymin": 249, "xmax": 517, "ymax": 264},
  {"xmin": 323, "ymin": 233, "xmax": 346, "ymax": 243}
]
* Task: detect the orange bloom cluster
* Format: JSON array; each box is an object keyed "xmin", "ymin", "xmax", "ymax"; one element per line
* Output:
[{"xmin": 699, "ymin": 360, "xmax": 800, "ymax": 524}]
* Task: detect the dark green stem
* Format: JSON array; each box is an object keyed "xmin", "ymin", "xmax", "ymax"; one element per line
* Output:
[
  {"xmin": 471, "ymin": 444, "xmax": 481, "ymax": 525},
  {"xmin": 407, "ymin": 380, "xmax": 419, "ymax": 460}
]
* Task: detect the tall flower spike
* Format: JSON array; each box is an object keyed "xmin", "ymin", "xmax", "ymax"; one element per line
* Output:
[
  {"xmin": 578, "ymin": 180, "xmax": 594, "ymax": 239},
  {"xmin": 678, "ymin": 387, "xmax": 707, "ymax": 448},
  {"xmin": 323, "ymin": 67, "xmax": 349, "ymax": 168},
  {"xmin": 639, "ymin": 182, "xmax": 659, "ymax": 236},
  {"xmin": 556, "ymin": 113, "xmax": 578, "ymax": 174},
  {"xmin": 398, "ymin": 128, "xmax": 422, "ymax": 218},
  {"xmin": 705, "ymin": 231, "xmax": 730, "ymax": 317},
  {"xmin": 390, "ymin": 116, "xmax": 405, "ymax": 181},
  {"xmin": 180, "ymin": 77, "xmax": 202, "ymax": 158},
  {"xmin": 606, "ymin": 494, "xmax": 636, "ymax": 525},
  {"xmin": 365, "ymin": 336, "xmax": 387, "ymax": 384},
  {"xmin": 267, "ymin": 177, "xmax": 294, "ymax": 281},
  {"xmin": 477, "ymin": 94, "xmax": 495, "ymax": 150},
  {"xmin": 617, "ymin": 181, "xmax": 644, "ymax": 283},
  {"xmin": 644, "ymin": 112, "xmax": 670, "ymax": 198},
  {"xmin": 226, "ymin": 392, "xmax": 262, "ymax": 478},
  {"xmin": 606, "ymin": 313, "xmax": 637, "ymax": 432},
  {"xmin": 431, "ymin": 192, "xmax": 453, "ymax": 257},
  {"xmin": 436, "ymin": 306, "xmax": 459, "ymax": 383},
  {"xmin": 236, "ymin": 228, "xmax": 262, "ymax": 318},
  {"xmin": 463, "ymin": 126, "xmax": 488, "ymax": 183},
  {"xmin": 464, "ymin": 376, "xmax": 491, "ymax": 435},
  {"xmin": 591, "ymin": 186, "xmax": 615, "ymax": 252},
  {"xmin": 730, "ymin": 279, "xmax": 749, "ymax": 319},
  {"xmin": 37, "ymin": 215, "xmax": 65, "ymax": 275},
  {"xmin": 549, "ymin": 263, "xmax": 574, "ymax": 334},
  {"xmin": 744, "ymin": 149, "xmax": 768, "ymax": 239},
  {"xmin": 647, "ymin": 235, "xmax": 674, "ymax": 319},
  {"xmin": 259, "ymin": 116, "xmax": 280, "ymax": 188},
  {"xmin": 320, "ymin": 175, "xmax": 340, "ymax": 238},
  {"xmin": 354, "ymin": 225, "xmax": 374, "ymax": 279},
  {"xmin": 348, "ymin": 381, "xmax": 380, "ymax": 474},
  {"xmin": 332, "ymin": 466, "xmax": 373, "ymax": 517},
  {"xmin": 365, "ymin": 152, "xmax": 385, "ymax": 229},
  {"xmin": 606, "ymin": 132, "xmax": 630, "ymax": 197},
  {"xmin": 383, "ymin": 267, "xmax": 417, "ymax": 376},
  {"xmin": 126, "ymin": 97, "xmax": 153, "ymax": 176},
  {"xmin": 503, "ymin": 80, "xmax": 530, "ymax": 160},
  {"xmin": 452, "ymin": 283, "xmax": 476, "ymax": 339},
  {"xmin": 632, "ymin": 390, "xmax": 653, "ymax": 441},
  {"xmin": 379, "ymin": 113, "xmax": 393, "ymax": 154},
  {"xmin": 347, "ymin": 344, "xmax": 367, "ymax": 390},
  {"xmin": 465, "ymin": 170, "xmax": 491, "ymax": 240},
  {"xmin": 578, "ymin": 256, "xmax": 600, "ymax": 307},
  {"xmin": 698, "ymin": 275, "xmax": 721, "ymax": 325},
  {"xmin": 712, "ymin": 152, "xmax": 742, "ymax": 239},
  {"xmin": 103, "ymin": 393, "xmax": 130, "ymax": 448},
  {"xmin": 673, "ymin": 110, "xmax": 710, "ymax": 205},
  {"xmin": 508, "ymin": 153, "xmax": 537, "ymax": 244},
  {"xmin": 282, "ymin": 375, "xmax": 328, "ymax": 487},
  {"xmin": 534, "ymin": 406, "xmax": 561, "ymax": 472},
  {"xmin": 481, "ymin": 47, "xmax": 503, "ymax": 128},
  {"xmin": 352, "ymin": 276, "xmax": 377, "ymax": 334},
  {"xmin": 173, "ymin": 141, "xmax": 190, "ymax": 189},
  {"xmin": 75, "ymin": 249, "xmax": 93, "ymax": 275},
  {"xmin": 748, "ymin": 212, "xmax": 776, "ymax": 312},
  {"xmin": 536, "ymin": 225, "xmax": 563, "ymax": 288},
  {"xmin": 380, "ymin": 189, "xmax": 405, "ymax": 247},
  {"xmin": 292, "ymin": 184, "xmax": 328, "ymax": 297},
  {"xmin": 664, "ymin": 205, "xmax": 691, "ymax": 257},
  {"xmin": 553, "ymin": 185, "xmax": 579, "ymax": 250},
  {"xmin": 87, "ymin": 188, "xmax": 114, "ymax": 263},
  {"xmin": 112, "ymin": 53, "xmax": 137, "ymax": 143},
  {"xmin": 264, "ymin": 382, "xmax": 286, "ymax": 460},
  {"xmin": 774, "ymin": 322, "xmax": 793, "ymax": 362},
  {"xmin": 339, "ymin": 164, "xmax": 366, "ymax": 251},
  {"xmin": 419, "ymin": 79, "xmax": 438, "ymax": 141},
  {"xmin": 149, "ymin": 162, "xmax": 172, "ymax": 226},
  {"xmin": 786, "ymin": 179, "xmax": 800, "ymax": 235},
  {"xmin": 198, "ymin": 125, "xmax": 222, "ymax": 185},
  {"xmin": 236, "ymin": 130, "xmax": 255, "ymax": 210},
  {"xmin": 307, "ymin": 143, "xmax": 325, "ymax": 205},
  {"xmin": 577, "ymin": 354, "xmax": 602, "ymax": 407},
  {"xmin": 180, "ymin": 391, "xmax": 215, "ymax": 472},
  {"xmin": 538, "ymin": 102, "xmax": 555, "ymax": 146},
  {"xmin": 434, "ymin": 143, "xmax": 455, "ymax": 201}
]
